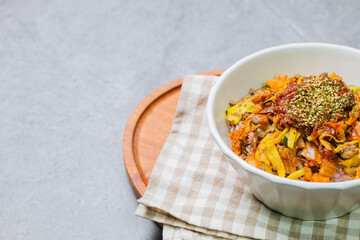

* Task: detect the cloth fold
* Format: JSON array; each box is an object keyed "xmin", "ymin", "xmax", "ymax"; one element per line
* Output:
[{"xmin": 135, "ymin": 75, "xmax": 360, "ymax": 240}]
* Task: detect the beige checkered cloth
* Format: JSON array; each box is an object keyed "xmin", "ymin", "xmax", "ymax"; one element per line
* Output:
[{"xmin": 135, "ymin": 75, "xmax": 360, "ymax": 240}]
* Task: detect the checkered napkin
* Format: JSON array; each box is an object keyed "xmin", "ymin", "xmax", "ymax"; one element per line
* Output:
[{"xmin": 135, "ymin": 75, "xmax": 360, "ymax": 240}]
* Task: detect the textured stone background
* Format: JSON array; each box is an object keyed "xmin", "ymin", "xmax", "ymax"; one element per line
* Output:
[{"xmin": 1, "ymin": 0, "xmax": 360, "ymax": 239}]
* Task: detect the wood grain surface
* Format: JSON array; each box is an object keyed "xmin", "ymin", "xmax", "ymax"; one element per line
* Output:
[{"xmin": 123, "ymin": 70, "xmax": 224, "ymax": 198}]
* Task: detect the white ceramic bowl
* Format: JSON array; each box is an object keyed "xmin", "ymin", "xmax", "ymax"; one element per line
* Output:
[{"xmin": 207, "ymin": 43, "xmax": 360, "ymax": 220}]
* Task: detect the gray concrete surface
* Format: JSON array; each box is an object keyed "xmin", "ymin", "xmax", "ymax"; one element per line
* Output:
[{"xmin": 1, "ymin": 0, "xmax": 360, "ymax": 239}]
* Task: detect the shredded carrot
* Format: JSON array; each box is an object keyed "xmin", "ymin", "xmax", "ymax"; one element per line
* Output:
[
  {"xmin": 303, "ymin": 167, "xmax": 313, "ymax": 181},
  {"xmin": 266, "ymin": 73, "xmax": 288, "ymax": 90},
  {"xmin": 319, "ymin": 160, "xmax": 337, "ymax": 178},
  {"xmin": 311, "ymin": 173, "xmax": 330, "ymax": 182},
  {"xmin": 328, "ymin": 72, "xmax": 342, "ymax": 80}
]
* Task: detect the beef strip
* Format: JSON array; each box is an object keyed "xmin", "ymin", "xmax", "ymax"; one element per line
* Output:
[
  {"xmin": 292, "ymin": 73, "xmax": 301, "ymax": 79},
  {"xmin": 340, "ymin": 143, "xmax": 358, "ymax": 159},
  {"xmin": 228, "ymin": 100, "xmax": 236, "ymax": 107},
  {"xmin": 255, "ymin": 128, "xmax": 266, "ymax": 139},
  {"xmin": 242, "ymin": 112, "xmax": 251, "ymax": 120},
  {"xmin": 243, "ymin": 132, "xmax": 257, "ymax": 156},
  {"xmin": 251, "ymin": 115, "xmax": 263, "ymax": 125},
  {"xmin": 319, "ymin": 72, "xmax": 328, "ymax": 80},
  {"xmin": 332, "ymin": 168, "xmax": 354, "ymax": 182},
  {"xmin": 248, "ymin": 88, "xmax": 259, "ymax": 97}
]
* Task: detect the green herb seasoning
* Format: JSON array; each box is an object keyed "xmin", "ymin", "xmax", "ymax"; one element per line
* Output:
[{"xmin": 278, "ymin": 76, "xmax": 355, "ymax": 128}]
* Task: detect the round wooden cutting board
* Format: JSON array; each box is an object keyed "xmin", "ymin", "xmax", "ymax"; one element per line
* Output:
[{"xmin": 123, "ymin": 70, "xmax": 224, "ymax": 198}]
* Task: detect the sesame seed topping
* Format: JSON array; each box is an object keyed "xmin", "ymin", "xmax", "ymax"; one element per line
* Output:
[{"xmin": 274, "ymin": 75, "xmax": 355, "ymax": 128}]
